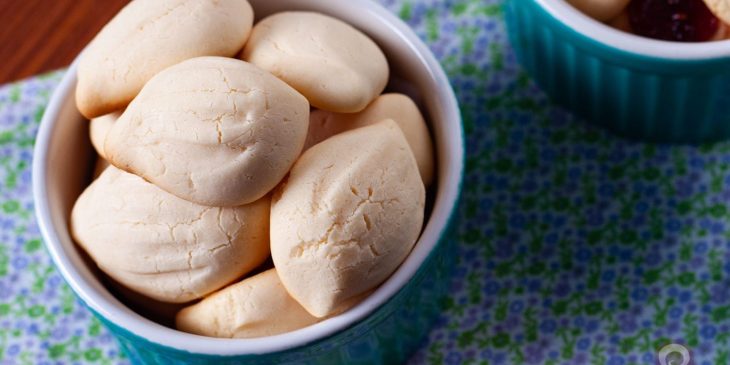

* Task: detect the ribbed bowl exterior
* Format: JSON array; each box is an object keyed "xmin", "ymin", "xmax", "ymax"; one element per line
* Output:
[
  {"xmin": 504, "ymin": 0, "xmax": 730, "ymax": 143},
  {"xmin": 94, "ymin": 226, "xmax": 456, "ymax": 365}
]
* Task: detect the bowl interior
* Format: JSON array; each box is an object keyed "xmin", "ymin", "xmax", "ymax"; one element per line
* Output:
[
  {"xmin": 539, "ymin": 0, "xmax": 730, "ymax": 60},
  {"xmin": 33, "ymin": 0, "xmax": 463, "ymax": 356}
]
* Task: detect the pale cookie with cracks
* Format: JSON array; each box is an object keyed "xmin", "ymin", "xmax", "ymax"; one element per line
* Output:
[
  {"xmin": 71, "ymin": 166, "xmax": 270, "ymax": 303},
  {"xmin": 176, "ymin": 269, "xmax": 320, "ymax": 338},
  {"xmin": 105, "ymin": 57, "xmax": 310, "ymax": 207},
  {"xmin": 76, "ymin": 0, "xmax": 254, "ymax": 119},
  {"xmin": 271, "ymin": 120, "xmax": 425, "ymax": 318},
  {"xmin": 704, "ymin": 0, "xmax": 730, "ymax": 26},
  {"xmin": 567, "ymin": 0, "xmax": 631, "ymax": 22},
  {"xmin": 242, "ymin": 12, "xmax": 389, "ymax": 113},
  {"xmin": 305, "ymin": 93, "xmax": 435, "ymax": 186},
  {"xmin": 90, "ymin": 112, "xmax": 119, "ymax": 159}
]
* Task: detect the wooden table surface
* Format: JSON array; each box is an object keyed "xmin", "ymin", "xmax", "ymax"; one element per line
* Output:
[{"xmin": 0, "ymin": 0, "xmax": 130, "ymax": 84}]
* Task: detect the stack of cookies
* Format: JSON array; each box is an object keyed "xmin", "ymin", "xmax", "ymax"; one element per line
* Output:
[{"xmin": 70, "ymin": 0, "xmax": 435, "ymax": 338}]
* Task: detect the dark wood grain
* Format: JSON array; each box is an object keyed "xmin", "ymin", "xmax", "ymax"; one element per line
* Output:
[{"xmin": 0, "ymin": 0, "xmax": 130, "ymax": 84}]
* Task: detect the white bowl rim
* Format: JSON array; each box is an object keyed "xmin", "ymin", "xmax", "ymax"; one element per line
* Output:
[
  {"xmin": 536, "ymin": 0, "xmax": 730, "ymax": 60},
  {"xmin": 32, "ymin": 0, "xmax": 464, "ymax": 357}
]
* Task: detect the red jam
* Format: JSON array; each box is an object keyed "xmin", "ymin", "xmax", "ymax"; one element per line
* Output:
[{"xmin": 628, "ymin": 0, "xmax": 720, "ymax": 42}]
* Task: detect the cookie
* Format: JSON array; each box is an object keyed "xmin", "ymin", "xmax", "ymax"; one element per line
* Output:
[
  {"xmin": 89, "ymin": 112, "xmax": 119, "ymax": 159},
  {"xmin": 105, "ymin": 57, "xmax": 309, "ymax": 207},
  {"xmin": 76, "ymin": 0, "xmax": 254, "ymax": 118},
  {"xmin": 271, "ymin": 120, "xmax": 425, "ymax": 318},
  {"xmin": 176, "ymin": 269, "xmax": 319, "ymax": 338},
  {"xmin": 306, "ymin": 93, "xmax": 434, "ymax": 186},
  {"xmin": 71, "ymin": 166, "xmax": 270, "ymax": 303},
  {"xmin": 242, "ymin": 12, "xmax": 388, "ymax": 113}
]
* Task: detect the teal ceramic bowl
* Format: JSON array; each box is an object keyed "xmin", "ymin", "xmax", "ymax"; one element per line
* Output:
[
  {"xmin": 32, "ymin": 1, "xmax": 464, "ymax": 364},
  {"xmin": 504, "ymin": 0, "xmax": 730, "ymax": 143}
]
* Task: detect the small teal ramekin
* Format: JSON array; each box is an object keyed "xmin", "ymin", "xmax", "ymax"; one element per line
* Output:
[
  {"xmin": 504, "ymin": 0, "xmax": 730, "ymax": 143},
  {"xmin": 32, "ymin": 0, "xmax": 464, "ymax": 364}
]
